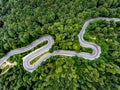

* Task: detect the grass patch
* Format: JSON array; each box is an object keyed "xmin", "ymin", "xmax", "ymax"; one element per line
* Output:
[
  {"xmin": 30, "ymin": 51, "xmax": 49, "ymax": 65},
  {"xmin": 0, "ymin": 65, "xmax": 9, "ymax": 75}
]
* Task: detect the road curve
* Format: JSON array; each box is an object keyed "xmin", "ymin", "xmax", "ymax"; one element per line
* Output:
[{"xmin": 0, "ymin": 17, "xmax": 120, "ymax": 72}]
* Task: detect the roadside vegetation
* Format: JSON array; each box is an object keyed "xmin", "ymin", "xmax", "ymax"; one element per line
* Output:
[{"xmin": 0, "ymin": 0, "xmax": 120, "ymax": 90}]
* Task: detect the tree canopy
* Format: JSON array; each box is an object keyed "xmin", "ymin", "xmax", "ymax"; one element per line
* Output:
[{"xmin": 0, "ymin": 0, "xmax": 120, "ymax": 90}]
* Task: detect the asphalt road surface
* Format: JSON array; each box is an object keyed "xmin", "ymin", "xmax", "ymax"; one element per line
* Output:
[{"xmin": 0, "ymin": 17, "xmax": 120, "ymax": 72}]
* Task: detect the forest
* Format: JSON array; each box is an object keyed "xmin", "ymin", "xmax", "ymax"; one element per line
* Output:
[{"xmin": 0, "ymin": 0, "xmax": 120, "ymax": 90}]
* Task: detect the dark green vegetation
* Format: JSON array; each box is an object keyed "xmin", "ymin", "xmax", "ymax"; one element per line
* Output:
[{"xmin": 0, "ymin": 0, "xmax": 120, "ymax": 90}]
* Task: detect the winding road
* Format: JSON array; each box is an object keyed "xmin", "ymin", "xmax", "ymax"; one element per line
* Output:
[{"xmin": 0, "ymin": 17, "xmax": 120, "ymax": 72}]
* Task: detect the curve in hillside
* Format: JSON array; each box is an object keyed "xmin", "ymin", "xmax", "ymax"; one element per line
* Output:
[{"xmin": 0, "ymin": 17, "xmax": 120, "ymax": 72}]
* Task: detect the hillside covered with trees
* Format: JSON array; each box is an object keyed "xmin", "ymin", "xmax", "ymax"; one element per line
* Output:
[{"xmin": 0, "ymin": 0, "xmax": 120, "ymax": 90}]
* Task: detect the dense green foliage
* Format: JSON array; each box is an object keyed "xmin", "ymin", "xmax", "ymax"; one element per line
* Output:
[{"xmin": 0, "ymin": 0, "xmax": 120, "ymax": 90}]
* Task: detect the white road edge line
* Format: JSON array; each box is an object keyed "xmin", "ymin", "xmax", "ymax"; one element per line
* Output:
[{"xmin": 0, "ymin": 17, "xmax": 120, "ymax": 72}]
